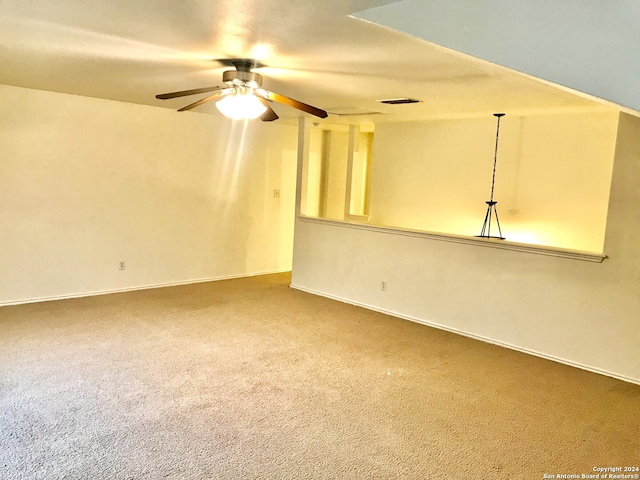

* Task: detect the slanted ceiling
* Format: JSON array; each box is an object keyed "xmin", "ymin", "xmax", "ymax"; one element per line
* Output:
[
  {"xmin": 356, "ymin": 0, "xmax": 640, "ymax": 114},
  {"xmin": 0, "ymin": 0, "xmax": 619, "ymax": 123}
]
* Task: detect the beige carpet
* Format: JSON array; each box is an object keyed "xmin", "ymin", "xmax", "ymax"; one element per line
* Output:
[{"xmin": 1, "ymin": 273, "xmax": 638, "ymax": 479}]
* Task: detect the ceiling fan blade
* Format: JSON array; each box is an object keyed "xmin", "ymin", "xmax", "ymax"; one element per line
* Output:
[
  {"xmin": 255, "ymin": 89, "xmax": 327, "ymax": 118},
  {"xmin": 258, "ymin": 98, "xmax": 279, "ymax": 122},
  {"xmin": 156, "ymin": 86, "xmax": 224, "ymax": 100},
  {"xmin": 177, "ymin": 88, "xmax": 234, "ymax": 112}
]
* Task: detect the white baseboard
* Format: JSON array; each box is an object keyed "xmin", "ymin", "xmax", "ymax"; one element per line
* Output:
[
  {"xmin": 290, "ymin": 283, "xmax": 640, "ymax": 386},
  {"xmin": 0, "ymin": 269, "xmax": 290, "ymax": 307}
]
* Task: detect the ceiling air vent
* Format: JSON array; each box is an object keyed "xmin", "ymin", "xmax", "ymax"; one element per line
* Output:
[{"xmin": 376, "ymin": 98, "xmax": 422, "ymax": 105}]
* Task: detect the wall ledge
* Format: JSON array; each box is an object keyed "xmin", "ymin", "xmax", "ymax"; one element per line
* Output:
[{"xmin": 298, "ymin": 215, "xmax": 607, "ymax": 263}]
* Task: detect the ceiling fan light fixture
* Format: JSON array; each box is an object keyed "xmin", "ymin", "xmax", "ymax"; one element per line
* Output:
[
  {"xmin": 216, "ymin": 90, "xmax": 267, "ymax": 120},
  {"xmin": 156, "ymin": 58, "xmax": 327, "ymax": 120}
]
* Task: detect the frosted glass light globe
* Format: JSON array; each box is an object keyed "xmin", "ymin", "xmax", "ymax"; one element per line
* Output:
[{"xmin": 216, "ymin": 92, "xmax": 267, "ymax": 120}]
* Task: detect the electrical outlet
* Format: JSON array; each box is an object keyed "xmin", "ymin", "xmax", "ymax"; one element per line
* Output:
[
  {"xmin": 119, "ymin": 261, "xmax": 126, "ymax": 271},
  {"xmin": 273, "ymin": 189, "xmax": 280, "ymax": 198},
  {"xmin": 381, "ymin": 281, "xmax": 387, "ymax": 291}
]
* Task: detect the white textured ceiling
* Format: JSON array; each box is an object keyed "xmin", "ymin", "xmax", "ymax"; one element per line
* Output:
[{"xmin": 0, "ymin": 0, "xmax": 615, "ymax": 123}]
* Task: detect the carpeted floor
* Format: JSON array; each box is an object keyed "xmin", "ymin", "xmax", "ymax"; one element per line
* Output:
[{"xmin": 1, "ymin": 273, "xmax": 638, "ymax": 479}]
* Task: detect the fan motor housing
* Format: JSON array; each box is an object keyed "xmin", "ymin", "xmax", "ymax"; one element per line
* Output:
[{"xmin": 222, "ymin": 70, "xmax": 263, "ymax": 88}]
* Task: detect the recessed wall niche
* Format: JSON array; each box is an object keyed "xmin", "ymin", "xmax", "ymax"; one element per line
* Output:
[{"xmin": 301, "ymin": 110, "xmax": 619, "ymax": 254}]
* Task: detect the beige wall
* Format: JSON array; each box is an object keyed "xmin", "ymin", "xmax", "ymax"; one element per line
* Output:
[
  {"xmin": 369, "ymin": 111, "xmax": 618, "ymax": 252},
  {"xmin": 323, "ymin": 129, "xmax": 349, "ymax": 221},
  {"xmin": 0, "ymin": 84, "xmax": 298, "ymax": 304},
  {"xmin": 291, "ymin": 113, "xmax": 640, "ymax": 384}
]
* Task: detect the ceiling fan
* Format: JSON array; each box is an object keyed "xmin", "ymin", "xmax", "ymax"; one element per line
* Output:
[{"xmin": 156, "ymin": 59, "xmax": 328, "ymax": 122}]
